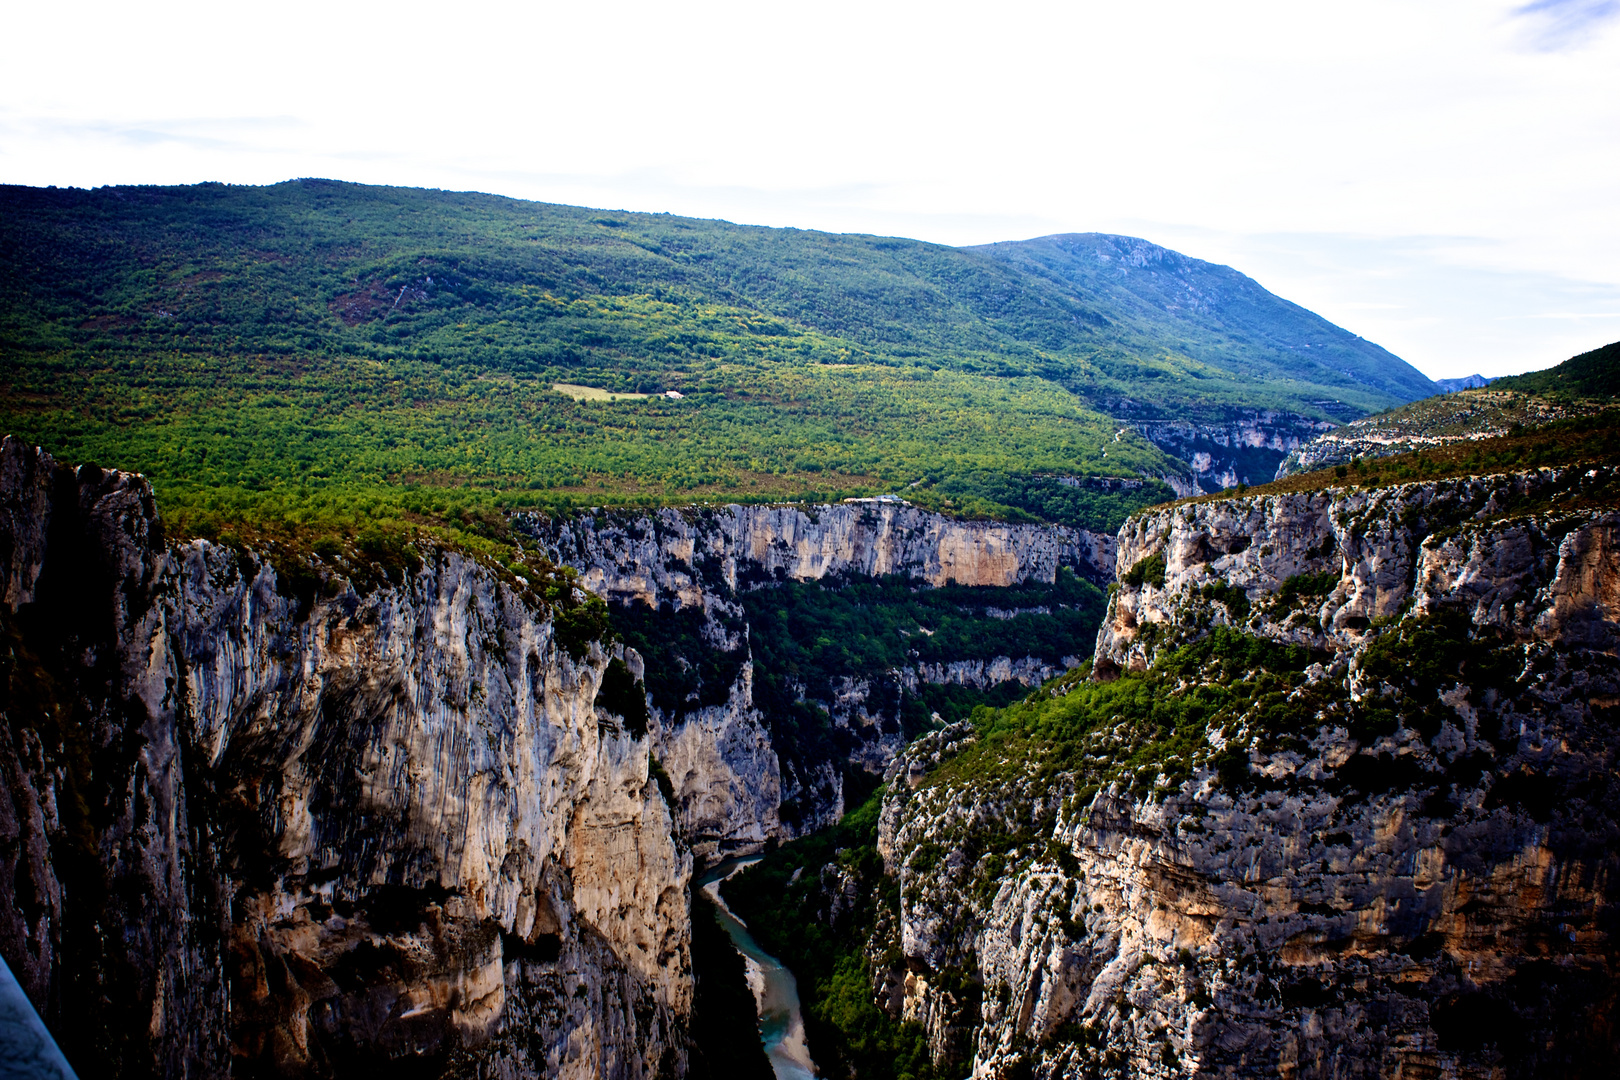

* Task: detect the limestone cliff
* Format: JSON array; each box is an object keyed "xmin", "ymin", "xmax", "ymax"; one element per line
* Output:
[
  {"xmin": 521, "ymin": 503, "xmax": 1114, "ymax": 850},
  {"xmin": 0, "ymin": 438, "xmax": 689, "ymax": 1080},
  {"xmin": 531, "ymin": 501, "xmax": 1114, "ymax": 598},
  {"xmin": 1098, "ymin": 465, "xmax": 1616, "ymax": 668},
  {"xmin": 875, "ymin": 466, "xmax": 1620, "ymax": 1078},
  {"xmin": 1128, "ymin": 412, "xmax": 1337, "ymax": 493}
]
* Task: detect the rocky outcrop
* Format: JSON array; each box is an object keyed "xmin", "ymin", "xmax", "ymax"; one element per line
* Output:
[
  {"xmin": 876, "ymin": 465, "xmax": 1620, "ymax": 1078},
  {"xmin": 1273, "ymin": 389, "xmax": 1594, "ymax": 478},
  {"xmin": 1128, "ymin": 412, "xmax": 1338, "ymax": 493},
  {"xmin": 529, "ymin": 501, "xmax": 1115, "ymax": 597},
  {"xmin": 520, "ymin": 503, "xmax": 1115, "ymax": 850},
  {"xmin": 0, "ymin": 438, "xmax": 689, "ymax": 1079},
  {"xmin": 1099, "ymin": 465, "xmax": 1618, "ymax": 669},
  {"xmin": 653, "ymin": 662, "xmax": 783, "ymax": 861},
  {"xmin": 900, "ymin": 656, "xmax": 1080, "ymax": 694},
  {"xmin": 1276, "ymin": 427, "xmax": 1488, "ymax": 479}
]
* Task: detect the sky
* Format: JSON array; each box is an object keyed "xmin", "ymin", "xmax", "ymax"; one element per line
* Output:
[{"xmin": 4, "ymin": 0, "xmax": 1618, "ymax": 381}]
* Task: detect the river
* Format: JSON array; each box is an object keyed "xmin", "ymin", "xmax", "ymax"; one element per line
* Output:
[{"xmin": 695, "ymin": 858, "xmax": 819, "ymax": 1080}]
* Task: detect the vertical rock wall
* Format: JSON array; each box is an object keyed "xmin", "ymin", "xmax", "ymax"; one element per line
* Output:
[
  {"xmin": 534, "ymin": 503, "xmax": 1114, "ymax": 599},
  {"xmin": 522, "ymin": 503, "xmax": 1116, "ymax": 853},
  {"xmin": 1129, "ymin": 413, "xmax": 1339, "ymax": 493},
  {"xmin": 0, "ymin": 437, "xmax": 690, "ymax": 1079},
  {"xmin": 877, "ymin": 467, "xmax": 1620, "ymax": 1079}
]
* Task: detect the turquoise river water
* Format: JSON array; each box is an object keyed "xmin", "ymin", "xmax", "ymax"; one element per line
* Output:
[{"xmin": 695, "ymin": 858, "xmax": 819, "ymax": 1080}]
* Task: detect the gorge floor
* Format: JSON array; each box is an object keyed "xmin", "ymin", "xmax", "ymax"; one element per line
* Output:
[{"xmin": 698, "ymin": 858, "xmax": 818, "ymax": 1080}]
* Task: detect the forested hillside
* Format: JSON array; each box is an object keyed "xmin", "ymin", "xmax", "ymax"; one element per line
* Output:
[
  {"xmin": 0, "ymin": 180, "xmax": 1433, "ymax": 548},
  {"xmin": 1493, "ymin": 339, "xmax": 1620, "ymax": 400},
  {"xmin": 972, "ymin": 232, "xmax": 1436, "ymax": 410}
]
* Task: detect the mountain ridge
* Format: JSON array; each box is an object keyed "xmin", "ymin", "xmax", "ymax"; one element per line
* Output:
[
  {"xmin": 969, "ymin": 232, "xmax": 1437, "ymax": 408},
  {"xmin": 0, "ymin": 178, "xmax": 1432, "ymax": 545},
  {"xmin": 1275, "ymin": 340, "xmax": 1618, "ymax": 478}
]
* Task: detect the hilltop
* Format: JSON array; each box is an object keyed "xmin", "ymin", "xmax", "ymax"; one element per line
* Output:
[
  {"xmin": 970, "ymin": 232, "xmax": 1435, "ymax": 411},
  {"xmin": 1494, "ymin": 339, "xmax": 1620, "ymax": 400}
]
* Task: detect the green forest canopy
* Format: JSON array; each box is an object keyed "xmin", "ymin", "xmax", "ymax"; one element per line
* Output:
[
  {"xmin": 0, "ymin": 180, "xmax": 1433, "ymax": 548},
  {"xmin": 1493, "ymin": 339, "xmax": 1620, "ymax": 401}
]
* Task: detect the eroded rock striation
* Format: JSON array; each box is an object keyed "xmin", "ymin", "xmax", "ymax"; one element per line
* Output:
[
  {"xmin": 0, "ymin": 437, "xmax": 688, "ymax": 1079},
  {"xmin": 534, "ymin": 501, "xmax": 1114, "ymax": 598},
  {"xmin": 875, "ymin": 466, "xmax": 1620, "ymax": 1078}
]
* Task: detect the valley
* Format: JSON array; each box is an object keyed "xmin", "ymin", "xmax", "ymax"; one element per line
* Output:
[
  {"xmin": 0, "ymin": 180, "xmax": 1616, "ymax": 1079},
  {"xmin": 724, "ymin": 401, "xmax": 1620, "ymax": 1079}
]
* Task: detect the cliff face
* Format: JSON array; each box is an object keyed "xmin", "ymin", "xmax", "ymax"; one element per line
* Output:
[
  {"xmin": 1128, "ymin": 413, "xmax": 1338, "ymax": 494},
  {"xmin": 876, "ymin": 467, "xmax": 1620, "ymax": 1078},
  {"xmin": 1099, "ymin": 466, "xmax": 1615, "ymax": 669},
  {"xmin": 533, "ymin": 501, "xmax": 1114, "ymax": 598},
  {"xmin": 0, "ymin": 438, "xmax": 688, "ymax": 1080},
  {"xmin": 522, "ymin": 503, "xmax": 1114, "ymax": 851}
]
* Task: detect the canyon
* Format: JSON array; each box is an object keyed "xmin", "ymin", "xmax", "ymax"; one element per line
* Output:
[
  {"xmin": 6, "ymin": 430, "xmax": 1618, "ymax": 1078},
  {"xmin": 1129, "ymin": 412, "xmax": 1338, "ymax": 493},
  {"xmin": 522, "ymin": 501, "xmax": 1115, "ymax": 853},
  {"xmin": 0, "ymin": 438, "xmax": 1112, "ymax": 1078},
  {"xmin": 9, "ymin": 179, "xmax": 1613, "ymax": 1080}
]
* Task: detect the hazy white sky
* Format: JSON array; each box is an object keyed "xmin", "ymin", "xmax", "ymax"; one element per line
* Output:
[{"xmin": 4, "ymin": 0, "xmax": 1618, "ymax": 379}]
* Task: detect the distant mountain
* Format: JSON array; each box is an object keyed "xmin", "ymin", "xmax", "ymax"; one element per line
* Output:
[
  {"xmin": 1435, "ymin": 374, "xmax": 1492, "ymax": 392},
  {"xmin": 1494, "ymin": 340, "xmax": 1620, "ymax": 400},
  {"xmin": 969, "ymin": 233, "xmax": 1438, "ymax": 410},
  {"xmin": 0, "ymin": 180, "xmax": 1436, "ymax": 537}
]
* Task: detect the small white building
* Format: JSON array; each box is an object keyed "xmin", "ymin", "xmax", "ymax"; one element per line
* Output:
[{"xmin": 664, "ymin": 390, "xmax": 684, "ymax": 399}]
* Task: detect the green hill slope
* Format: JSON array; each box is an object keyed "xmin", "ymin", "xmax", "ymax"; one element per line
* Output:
[
  {"xmin": 0, "ymin": 179, "xmax": 1433, "ymax": 546},
  {"xmin": 972, "ymin": 233, "xmax": 1437, "ymax": 411},
  {"xmin": 1493, "ymin": 339, "xmax": 1620, "ymax": 400},
  {"xmin": 1275, "ymin": 339, "xmax": 1618, "ymax": 478}
]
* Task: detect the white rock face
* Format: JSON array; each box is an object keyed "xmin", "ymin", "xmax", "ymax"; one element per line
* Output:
[
  {"xmin": 654, "ymin": 662, "xmax": 783, "ymax": 860},
  {"xmin": 876, "ymin": 465, "xmax": 1620, "ymax": 1079},
  {"xmin": 535, "ymin": 502, "xmax": 1115, "ymax": 598},
  {"xmin": 1130, "ymin": 412, "xmax": 1338, "ymax": 492},
  {"xmin": 0, "ymin": 437, "xmax": 689, "ymax": 1079},
  {"xmin": 1099, "ymin": 467, "xmax": 1620, "ymax": 673},
  {"xmin": 524, "ymin": 502, "xmax": 1117, "ymax": 847}
]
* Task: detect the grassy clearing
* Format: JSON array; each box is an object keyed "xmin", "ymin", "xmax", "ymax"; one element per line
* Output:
[{"xmin": 551, "ymin": 382, "xmax": 653, "ymax": 401}]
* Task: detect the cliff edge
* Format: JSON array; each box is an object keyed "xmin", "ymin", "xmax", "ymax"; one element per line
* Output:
[
  {"xmin": 875, "ymin": 465, "xmax": 1620, "ymax": 1077},
  {"xmin": 0, "ymin": 437, "xmax": 688, "ymax": 1079}
]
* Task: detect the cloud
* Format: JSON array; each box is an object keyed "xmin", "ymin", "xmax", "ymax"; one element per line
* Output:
[
  {"xmin": 1511, "ymin": 311, "xmax": 1620, "ymax": 319},
  {"xmin": 1511, "ymin": 0, "xmax": 1620, "ymax": 50},
  {"xmin": 0, "ymin": 112, "xmax": 304, "ymax": 153}
]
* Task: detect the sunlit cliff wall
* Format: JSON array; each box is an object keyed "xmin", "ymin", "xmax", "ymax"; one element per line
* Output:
[
  {"xmin": 878, "ymin": 467, "xmax": 1620, "ymax": 1078},
  {"xmin": 0, "ymin": 437, "xmax": 688, "ymax": 1080}
]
